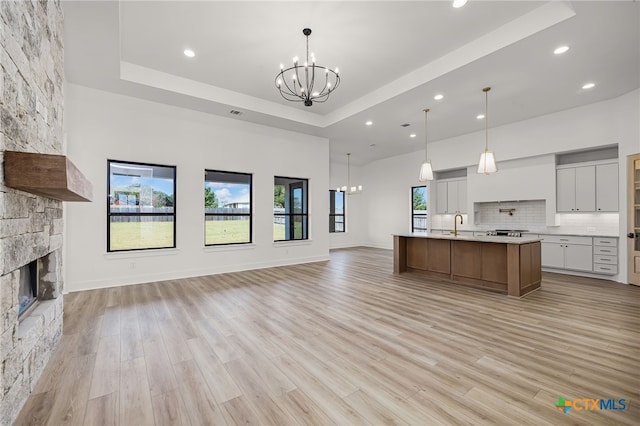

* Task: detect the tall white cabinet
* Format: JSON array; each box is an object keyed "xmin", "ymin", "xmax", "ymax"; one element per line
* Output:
[
  {"xmin": 595, "ymin": 162, "xmax": 618, "ymax": 211},
  {"xmin": 436, "ymin": 179, "xmax": 467, "ymax": 214},
  {"xmin": 556, "ymin": 160, "xmax": 618, "ymax": 212}
]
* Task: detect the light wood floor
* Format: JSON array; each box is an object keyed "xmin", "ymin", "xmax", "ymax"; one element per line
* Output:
[{"xmin": 15, "ymin": 247, "xmax": 640, "ymax": 425}]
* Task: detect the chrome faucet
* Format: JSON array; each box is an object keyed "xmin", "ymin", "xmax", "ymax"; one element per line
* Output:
[{"xmin": 454, "ymin": 214, "xmax": 463, "ymax": 237}]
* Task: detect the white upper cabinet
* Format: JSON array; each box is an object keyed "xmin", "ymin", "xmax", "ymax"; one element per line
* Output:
[
  {"xmin": 556, "ymin": 161, "xmax": 617, "ymax": 212},
  {"xmin": 436, "ymin": 179, "xmax": 467, "ymax": 214},
  {"xmin": 436, "ymin": 181, "xmax": 448, "ymax": 214},
  {"xmin": 457, "ymin": 181, "xmax": 467, "ymax": 214},
  {"xmin": 574, "ymin": 166, "xmax": 596, "ymax": 212},
  {"xmin": 556, "ymin": 168, "xmax": 576, "ymax": 212},
  {"xmin": 595, "ymin": 163, "xmax": 618, "ymax": 211}
]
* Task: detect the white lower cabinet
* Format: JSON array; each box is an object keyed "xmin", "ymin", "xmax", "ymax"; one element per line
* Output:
[
  {"xmin": 541, "ymin": 235, "xmax": 619, "ymax": 275},
  {"xmin": 564, "ymin": 244, "xmax": 594, "ymax": 271},
  {"xmin": 593, "ymin": 237, "xmax": 618, "ymax": 274},
  {"xmin": 541, "ymin": 235, "xmax": 593, "ymax": 272},
  {"xmin": 541, "ymin": 242, "xmax": 565, "ymax": 269}
]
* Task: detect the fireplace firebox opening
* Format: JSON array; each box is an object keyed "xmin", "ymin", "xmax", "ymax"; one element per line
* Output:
[{"xmin": 18, "ymin": 260, "xmax": 38, "ymax": 318}]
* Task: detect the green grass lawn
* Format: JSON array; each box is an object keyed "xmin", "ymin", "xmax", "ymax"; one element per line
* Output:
[
  {"xmin": 110, "ymin": 221, "xmax": 174, "ymax": 251},
  {"xmin": 274, "ymin": 223, "xmax": 285, "ymax": 241},
  {"xmin": 206, "ymin": 220, "xmax": 250, "ymax": 245},
  {"xmin": 111, "ymin": 220, "xmax": 288, "ymax": 250}
]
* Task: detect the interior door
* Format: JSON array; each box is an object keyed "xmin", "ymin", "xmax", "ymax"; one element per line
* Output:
[{"xmin": 629, "ymin": 154, "xmax": 640, "ymax": 285}]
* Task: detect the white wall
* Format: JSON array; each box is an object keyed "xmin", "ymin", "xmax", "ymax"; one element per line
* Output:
[
  {"xmin": 64, "ymin": 84, "xmax": 330, "ymax": 292},
  {"xmin": 363, "ymin": 153, "xmax": 422, "ymax": 249},
  {"xmin": 360, "ymin": 90, "xmax": 639, "ymax": 283}
]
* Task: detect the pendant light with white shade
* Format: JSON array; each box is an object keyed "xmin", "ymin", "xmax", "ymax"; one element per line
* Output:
[
  {"xmin": 336, "ymin": 153, "xmax": 362, "ymax": 195},
  {"xmin": 418, "ymin": 108, "xmax": 434, "ymax": 181},
  {"xmin": 477, "ymin": 87, "xmax": 498, "ymax": 174}
]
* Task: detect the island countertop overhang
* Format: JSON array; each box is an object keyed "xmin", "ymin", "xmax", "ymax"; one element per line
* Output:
[{"xmin": 394, "ymin": 232, "xmax": 542, "ymax": 245}]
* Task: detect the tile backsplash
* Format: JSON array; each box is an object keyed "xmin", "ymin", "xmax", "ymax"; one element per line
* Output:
[
  {"xmin": 474, "ymin": 200, "xmax": 546, "ymax": 228},
  {"xmin": 430, "ymin": 199, "xmax": 620, "ymax": 236},
  {"xmin": 554, "ymin": 213, "xmax": 619, "ymax": 235}
]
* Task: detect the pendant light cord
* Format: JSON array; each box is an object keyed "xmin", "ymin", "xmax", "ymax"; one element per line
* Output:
[
  {"xmin": 423, "ymin": 108, "xmax": 429, "ymax": 161},
  {"xmin": 347, "ymin": 153, "xmax": 351, "ymax": 189},
  {"xmin": 483, "ymin": 87, "xmax": 491, "ymax": 152},
  {"xmin": 306, "ymin": 33, "xmax": 309, "ymax": 65}
]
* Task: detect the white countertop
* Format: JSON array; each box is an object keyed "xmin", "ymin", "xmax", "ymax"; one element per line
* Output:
[
  {"xmin": 430, "ymin": 228, "xmax": 619, "ymax": 238},
  {"xmin": 396, "ymin": 232, "xmax": 542, "ymax": 245}
]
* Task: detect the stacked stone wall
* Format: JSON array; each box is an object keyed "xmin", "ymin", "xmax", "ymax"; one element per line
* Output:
[{"xmin": 0, "ymin": 1, "xmax": 65, "ymax": 424}]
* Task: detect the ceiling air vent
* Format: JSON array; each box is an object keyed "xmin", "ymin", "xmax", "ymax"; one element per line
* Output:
[
  {"xmin": 400, "ymin": 123, "xmax": 410, "ymax": 127},
  {"xmin": 229, "ymin": 110, "xmax": 243, "ymax": 116}
]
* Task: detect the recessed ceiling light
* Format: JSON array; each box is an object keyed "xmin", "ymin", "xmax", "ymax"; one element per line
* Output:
[
  {"xmin": 452, "ymin": 0, "xmax": 468, "ymax": 8},
  {"xmin": 434, "ymin": 94, "xmax": 444, "ymax": 100},
  {"xmin": 582, "ymin": 82, "xmax": 595, "ymax": 89},
  {"xmin": 554, "ymin": 45, "xmax": 569, "ymax": 55},
  {"xmin": 183, "ymin": 49, "xmax": 195, "ymax": 58},
  {"xmin": 409, "ymin": 134, "xmax": 417, "ymax": 138},
  {"xmin": 476, "ymin": 114, "xmax": 485, "ymax": 120},
  {"xmin": 365, "ymin": 121, "xmax": 373, "ymax": 126}
]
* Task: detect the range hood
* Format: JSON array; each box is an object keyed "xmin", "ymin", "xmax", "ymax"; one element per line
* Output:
[{"xmin": 3, "ymin": 151, "xmax": 93, "ymax": 202}]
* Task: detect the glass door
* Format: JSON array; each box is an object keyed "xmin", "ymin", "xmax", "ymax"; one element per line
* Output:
[
  {"xmin": 289, "ymin": 182, "xmax": 307, "ymax": 240},
  {"xmin": 628, "ymin": 154, "xmax": 640, "ymax": 285}
]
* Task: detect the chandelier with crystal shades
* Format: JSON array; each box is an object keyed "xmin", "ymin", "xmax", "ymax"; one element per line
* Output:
[
  {"xmin": 336, "ymin": 153, "xmax": 362, "ymax": 195},
  {"xmin": 419, "ymin": 108, "xmax": 434, "ymax": 181},
  {"xmin": 275, "ymin": 28, "xmax": 340, "ymax": 107},
  {"xmin": 477, "ymin": 87, "xmax": 498, "ymax": 174}
]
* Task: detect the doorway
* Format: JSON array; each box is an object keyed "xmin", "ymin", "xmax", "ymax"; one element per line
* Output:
[{"xmin": 628, "ymin": 153, "xmax": 640, "ymax": 285}]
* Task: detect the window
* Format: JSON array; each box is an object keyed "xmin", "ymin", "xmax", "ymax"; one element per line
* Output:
[
  {"xmin": 329, "ymin": 190, "xmax": 345, "ymax": 233},
  {"xmin": 108, "ymin": 160, "xmax": 176, "ymax": 252},
  {"xmin": 412, "ymin": 186, "xmax": 427, "ymax": 232},
  {"xmin": 274, "ymin": 177, "xmax": 308, "ymax": 241},
  {"xmin": 205, "ymin": 170, "xmax": 252, "ymax": 245}
]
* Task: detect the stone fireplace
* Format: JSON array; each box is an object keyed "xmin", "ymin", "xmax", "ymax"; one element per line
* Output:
[
  {"xmin": 1, "ymin": 249, "xmax": 64, "ymax": 425},
  {"xmin": 1, "ymin": 1, "xmax": 67, "ymax": 424}
]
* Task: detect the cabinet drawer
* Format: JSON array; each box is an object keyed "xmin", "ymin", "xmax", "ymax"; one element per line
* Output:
[
  {"xmin": 594, "ymin": 246, "xmax": 617, "ymax": 256},
  {"xmin": 594, "ymin": 237, "xmax": 617, "ymax": 246},
  {"xmin": 594, "ymin": 255, "xmax": 617, "ymax": 264},
  {"xmin": 594, "ymin": 264, "xmax": 617, "ymax": 274},
  {"xmin": 541, "ymin": 235, "xmax": 592, "ymax": 245}
]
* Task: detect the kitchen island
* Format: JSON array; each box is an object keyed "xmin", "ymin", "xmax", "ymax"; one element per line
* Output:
[{"xmin": 394, "ymin": 233, "xmax": 542, "ymax": 297}]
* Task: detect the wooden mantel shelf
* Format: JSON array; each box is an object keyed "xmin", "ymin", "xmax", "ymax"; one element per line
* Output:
[{"xmin": 3, "ymin": 151, "xmax": 93, "ymax": 202}]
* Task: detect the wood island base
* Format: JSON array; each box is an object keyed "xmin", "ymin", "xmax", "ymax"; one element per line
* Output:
[{"xmin": 394, "ymin": 235, "xmax": 542, "ymax": 297}]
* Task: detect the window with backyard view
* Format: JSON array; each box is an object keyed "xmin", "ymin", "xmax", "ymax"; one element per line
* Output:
[
  {"xmin": 412, "ymin": 186, "xmax": 427, "ymax": 232},
  {"xmin": 274, "ymin": 176, "xmax": 308, "ymax": 241},
  {"xmin": 329, "ymin": 189, "xmax": 345, "ymax": 233},
  {"xmin": 205, "ymin": 170, "xmax": 252, "ymax": 245},
  {"xmin": 108, "ymin": 160, "xmax": 176, "ymax": 252}
]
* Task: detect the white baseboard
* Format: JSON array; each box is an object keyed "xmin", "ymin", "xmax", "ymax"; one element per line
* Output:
[
  {"xmin": 542, "ymin": 267, "xmax": 623, "ymax": 284},
  {"xmin": 65, "ymin": 254, "xmax": 330, "ymax": 293}
]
